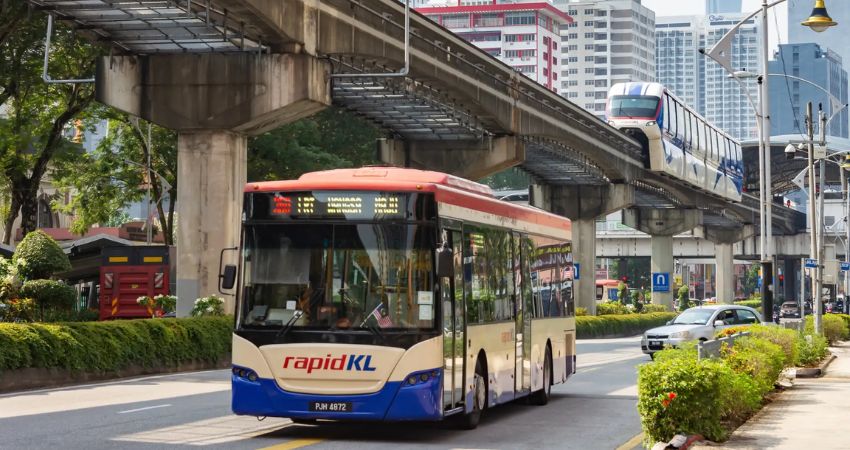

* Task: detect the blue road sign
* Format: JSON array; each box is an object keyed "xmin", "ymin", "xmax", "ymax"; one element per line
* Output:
[
  {"xmin": 842, "ymin": 262, "xmax": 850, "ymax": 272},
  {"xmin": 652, "ymin": 272, "xmax": 670, "ymax": 292},
  {"xmin": 805, "ymin": 258, "xmax": 818, "ymax": 269},
  {"xmin": 573, "ymin": 263, "xmax": 580, "ymax": 280}
]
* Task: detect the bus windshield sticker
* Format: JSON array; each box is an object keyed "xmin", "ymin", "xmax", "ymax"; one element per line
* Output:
[
  {"xmin": 417, "ymin": 291, "xmax": 433, "ymax": 305},
  {"xmin": 419, "ymin": 304, "xmax": 433, "ymax": 321}
]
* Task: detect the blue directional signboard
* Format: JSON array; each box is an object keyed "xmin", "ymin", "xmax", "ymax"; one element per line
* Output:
[
  {"xmin": 652, "ymin": 272, "xmax": 670, "ymax": 292},
  {"xmin": 841, "ymin": 262, "xmax": 850, "ymax": 272},
  {"xmin": 805, "ymin": 258, "xmax": 818, "ymax": 269},
  {"xmin": 573, "ymin": 263, "xmax": 580, "ymax": 280}
]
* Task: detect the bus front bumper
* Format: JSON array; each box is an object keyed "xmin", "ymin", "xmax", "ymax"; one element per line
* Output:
[{"xmin": 231, "ymin": 366, "xmax": 444, "ymax": 421}]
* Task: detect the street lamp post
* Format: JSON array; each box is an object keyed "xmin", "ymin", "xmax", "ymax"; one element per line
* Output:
[{"xmin": 702, "ymin": 0, "xmax": 837, "ymax": 324}]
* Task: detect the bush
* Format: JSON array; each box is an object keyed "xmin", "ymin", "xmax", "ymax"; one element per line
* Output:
[
  {"xmin": 721, "ymin": 336, "xmax": 785, "ymax": 394},
  {"xmin": 0, "ymin": 298, "xmax": 36, "ymax": 322},
  {"xmin": 575, "ymin": 307, "xmax": 588, "ymax": 316},
  {"xmin": 797, "ymin": 333, "xmax": 829, "ymax": 366},
  {"xmin": 642, "ymin": 304, "xmax": 670, "ymax": 314},
  {"xmin": 0, "ymin": 316, "xmax": 232, "ymax": 372},
  {"xmin": 20, "ymin": 280, "xmax": 76, "ymax": 320},
  {"xmin": 638, "ymin": 353, "xmax": 738, "ymax": 443},
  {"xmin": 577, "ymin": 312, "xmax": 676, "ymax": 339},
  {"xmin": 596, "ymin": 302, "xmax": 630, "ymax": 315},
  {"xmin": 191, "ymin": 295, "xmax": 226, "ymax": 317},
  {"xmin": 12, "ymin": 231, "xmax": 70, "ymax": 279},
  {"xmin": 734, "ymin": 299, "xmax": 762, "ymax": 309},
  {"xmin": 804, "ymin": 315, "xmax": 848, "ymax": 344}
]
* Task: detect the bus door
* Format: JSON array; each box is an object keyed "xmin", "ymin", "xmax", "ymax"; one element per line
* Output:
[
  {"xmin": 514, "ymin": 232, "xmax": 532, "ymax": 395},
  {"xmin": 441, "ymin": 228, "xmax": 465, "ymax": 411}
]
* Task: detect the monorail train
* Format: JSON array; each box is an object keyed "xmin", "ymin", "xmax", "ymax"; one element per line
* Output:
[{"xmin": 605, "ymin": 82, "xmax": 743, "ymax": 202}]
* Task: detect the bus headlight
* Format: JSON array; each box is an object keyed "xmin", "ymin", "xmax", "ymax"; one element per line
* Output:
[
  {"xmin": 646, "ymin": 121, "xmax": 656, "ymax": 126},
  {"xmin": 608, "ymin": 121, "xmax": 615, "ymax": 126}
]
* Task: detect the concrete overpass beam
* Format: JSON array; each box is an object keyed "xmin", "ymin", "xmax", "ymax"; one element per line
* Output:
[
  {"xmin": 623, "ymin": 208, "xmax": 703, "ymax": 311},
  {"xmin": 529, "ymin": 184, "xmax": 634, "ymax": 315},
  {"xmin": 175, "ymin": 131, "xmax": 246, "ymax": 316},
  {"xmin": 377, "ymin": 136, "xmax": 525, "ymax": 180},
  {"xmin": 96, "ymin": 53, "xmax": 331, "ymax": 134}
]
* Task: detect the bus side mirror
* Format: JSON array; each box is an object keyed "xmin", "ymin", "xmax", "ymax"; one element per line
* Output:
[
  {"xmin": 436, "ymin": 244, "xmax": 454, "ymax": 278},
  {"xmin": 220, "ymin": 265, "xmax": 237, "ymax": 291}
]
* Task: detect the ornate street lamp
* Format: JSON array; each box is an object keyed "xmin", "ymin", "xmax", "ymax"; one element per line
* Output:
[{"xmin": 802, "ymin": 0, "xmax": 838, "ymax": 33}]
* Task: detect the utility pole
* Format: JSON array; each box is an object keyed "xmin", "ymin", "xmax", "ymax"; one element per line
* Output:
[{"xmin": 807, "ymin": 102, "xmax": 823, "ymax": 334}]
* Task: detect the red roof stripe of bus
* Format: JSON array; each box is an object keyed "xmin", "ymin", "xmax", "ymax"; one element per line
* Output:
[
  {"xmin": 247, "ymin": 167, "xmax": 494, "ymax": 196},
  {"xmin": 416, "ymin": 3, "xmax": 574, "ymax": 24},
  {"xmin": 245, "ymin": 167, "xmax": 570, "ymax": 233},
  {"xmin": 434, "ymin": 185, "xmax": 571, "ymax": 233}
]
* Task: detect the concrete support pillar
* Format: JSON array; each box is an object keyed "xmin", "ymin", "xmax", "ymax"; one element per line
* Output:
[
  {"xmin": 175, "ymin": 131, "xmax": 247, "ymax": 316},
  {"xmin": 651, "ymin": 235, "xmax": 675, "ymax": 310},
  {"xmin": 377, "ymin": 136, "xmax": 525, "ymax": 180},
  {"xmin": 623, "ymin": 208, "xmax": 703, "ymax": 311},
  {"xmin": 784, "ymin": 258, "xmax": 797, "ymax": 302},
  {"xmin": 715, "ymin": 243, "xmax": 734, "ymax": 304},
  {"xmin": 573, "ymin": 218, "xmax": 597, "ymax": 315}
]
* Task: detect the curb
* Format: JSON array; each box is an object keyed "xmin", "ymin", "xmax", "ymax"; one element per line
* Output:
[{"xmin": 795, "ymin": 353, "xmax": 837, "ymax": 378}]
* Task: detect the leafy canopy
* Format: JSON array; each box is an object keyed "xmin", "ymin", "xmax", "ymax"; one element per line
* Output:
[{"xmin": 13, "ymin": 230, "xmax": 71, "ymax": 279}]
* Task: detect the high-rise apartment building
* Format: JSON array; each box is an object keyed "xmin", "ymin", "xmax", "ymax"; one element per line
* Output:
[
  {"xmin": 416, "ymin": 2, "xmax": 570, "ymax": 92},
  {"xmin": 655, "ymin": 16, "xmax": 703, "ymax": 109},
  {"xmin": 551, "ymin": 0, "xmax": 656, "ymax": 117},
  {"xmin": 706, "ymin": 0, "xmax": 741, "ymax": 15},
  {"xmin": 654, "ymin": 13, "xmax": 761, "ymax": 140},
  {"xmin": 769, "ymin": 43, "xmax": 848, "ymax": 138},
  {"xmin": 703, "ymin": 13, "xmax": 762, "ymax": 140}
]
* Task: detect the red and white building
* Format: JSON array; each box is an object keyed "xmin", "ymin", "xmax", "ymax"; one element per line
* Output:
[{"xmin": 416, "ymin": 1, "xmax": 572, "ymax": 92}]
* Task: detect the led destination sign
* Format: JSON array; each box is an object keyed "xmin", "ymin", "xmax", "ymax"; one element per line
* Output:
[{"xmin": 265, "ymin": 192, "xmax": 408, "ymax": 219}]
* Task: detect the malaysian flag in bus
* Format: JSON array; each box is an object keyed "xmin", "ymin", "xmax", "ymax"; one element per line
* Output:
[{"xmin": 367, "ymin": 303, "xmax": 393, "ymax": 328}]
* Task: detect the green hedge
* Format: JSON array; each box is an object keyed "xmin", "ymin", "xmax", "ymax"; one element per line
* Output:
[
  {"xmin": 576, "ymin": 312, "xmax": 676, "ymax": 339},
  {"xmin": 0, "ymin": 316, "xmax": 232, "ymax": 373},
  {"xmin": 734, "ymin": 299, "xmax": 762, "ymax": 309},
  {"xmin": 638, "ymin": 325, "xmax": 827, "ymax": 445}
]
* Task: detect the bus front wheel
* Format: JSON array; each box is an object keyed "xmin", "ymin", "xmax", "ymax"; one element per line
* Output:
[
  {"xmin": 530, "ymin": 348, "xmax": 552, "ymax": 406},
  {"xmin": 457, "ymin": 359, "xmax": 486, "ymax": 430}
]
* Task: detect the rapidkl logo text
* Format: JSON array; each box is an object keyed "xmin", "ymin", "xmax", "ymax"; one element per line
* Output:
[{"xmin": 283, "ymin": 354, "xmax": 377, "ymax": 374}]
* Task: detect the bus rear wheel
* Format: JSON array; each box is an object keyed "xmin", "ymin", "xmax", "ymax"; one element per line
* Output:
[
  {"xmin": 530, "ymin": 348, "xmax": 552, "ymax": 406},
  {"xmin": 457, "ymin": 359, "xmax": 486, "ymax": 430}
]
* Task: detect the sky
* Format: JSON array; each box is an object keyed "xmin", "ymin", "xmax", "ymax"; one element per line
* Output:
[{"xmin": 641, "ymin": 0, "xmax": 789, "ymax": 52}]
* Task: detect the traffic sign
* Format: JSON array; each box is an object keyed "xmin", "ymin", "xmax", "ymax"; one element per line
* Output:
[
  {"xmin": 573, "ymin": 263, "xmax": 580, "ymax": 280},
  {"xmin": 841, "ymin": 262, "xmax": 850, "ymax": 272},
  {"xmin": 805, "ymin": 258, "xmax": 818, "ymax": 268},
  {"xmin": 652, "ymin": 272, "xmax": 670, "ymax": 292}
]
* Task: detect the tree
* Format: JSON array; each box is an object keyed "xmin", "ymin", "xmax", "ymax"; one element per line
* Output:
[
  {"xmin": 0, "ymin": 5, "xmax": 101, "ymax": 244},
  {"xmin": 678, "ymin": 285, "xmax": 691, "ymax": 311},
  {"xmin": 52, "ymin": 112, "xmax": 178, "ymax": 245},
  {"xmin": 248, "ymin": 107, "xmax": 382, "ymax": 181},
  {"xmin": 13, "ymin": 230, "xmax": 71, "ymax": 279}
]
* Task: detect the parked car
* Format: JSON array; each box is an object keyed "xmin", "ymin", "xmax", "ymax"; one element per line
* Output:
[
  {"xmin": 780, "ymin": 301, "xmax": 801, "ymax": 318},
  {"xmin": 641, "ymin": 305, "xmax": 762, "ymax": 358}
]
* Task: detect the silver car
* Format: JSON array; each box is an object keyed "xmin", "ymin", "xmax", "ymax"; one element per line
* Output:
[{"xmin": 641, "ymin": 305, "xmax": 762, "ymax": 358}]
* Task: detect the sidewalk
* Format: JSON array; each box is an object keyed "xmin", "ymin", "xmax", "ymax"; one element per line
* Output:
[{"xmin": 691, "ymin": 342, "xmax": 850, "ymax": 450}]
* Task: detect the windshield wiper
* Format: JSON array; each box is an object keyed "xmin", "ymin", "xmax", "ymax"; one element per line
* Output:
[{"xmin": 275, "ymin": 310, "xmax": 304, "ymax": 343}]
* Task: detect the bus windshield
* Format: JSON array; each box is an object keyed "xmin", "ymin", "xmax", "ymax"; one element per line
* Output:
[
  {"xmin": 239, "ymin": 223, "xmax": 436, "ymax": 331},
  {"xmin": 608, "ymin": 95, "xmax": 660, "ymax": 118}
]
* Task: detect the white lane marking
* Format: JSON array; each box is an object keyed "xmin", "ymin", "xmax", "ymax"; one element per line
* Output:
[
  {"xmin": 118, "ymin": 404, "xmax": 172, "ymax": 414},
  {"xmin": 113, "ymin": 415, "xmax": 293, "ymax": 446}
]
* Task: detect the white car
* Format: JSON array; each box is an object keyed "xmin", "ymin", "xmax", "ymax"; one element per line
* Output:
[{"xmin": 641, "ymin": 305, "xmax": 762, "ymax": 358}]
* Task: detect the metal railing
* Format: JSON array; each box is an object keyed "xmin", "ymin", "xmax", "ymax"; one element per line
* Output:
[{"xmin": 697, "ymin": 331, "xmax": 751, "ymax": 360}]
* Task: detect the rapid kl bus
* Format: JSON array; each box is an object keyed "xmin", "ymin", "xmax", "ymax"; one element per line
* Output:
[{"xmin": 224, "ymin": 167, "xmax": 576, "ymax": 428}]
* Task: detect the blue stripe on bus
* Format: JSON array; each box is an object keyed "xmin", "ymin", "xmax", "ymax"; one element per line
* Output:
[
  {"xmin": 231, "ymin": 368, "xmax": 443, "ymax": 421},
  {"xmin": 629, "ymin": 83, "xmax": 643, "ymax": 96}
]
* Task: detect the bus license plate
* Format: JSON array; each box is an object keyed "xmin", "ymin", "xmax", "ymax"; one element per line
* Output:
[{"xmin": 309, "ymin": 401, "xmax": 352, "ymax": 412}]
